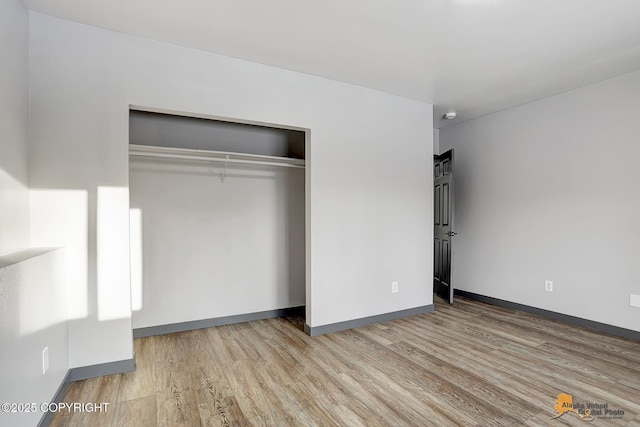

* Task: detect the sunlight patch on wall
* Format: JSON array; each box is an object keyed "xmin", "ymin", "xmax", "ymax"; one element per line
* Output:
[
  {"xmin": 18, "ymin": 250, "xmax": 67, "ymax": 336},
  {"xmin": 30, "ymin": 189, "xmax": 88, "ymax": 320},
  {"xmin": 97, "ymin": 186, "xmax": 132, "ymax": 321},
  {"xmin": 129, "ymin": 208, "xmax": 143, "ymax": 311}
]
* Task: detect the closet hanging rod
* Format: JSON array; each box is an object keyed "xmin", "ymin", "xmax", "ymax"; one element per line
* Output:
[{"xmin": 129, "ymin": 144, "xmax": 305, "ymax": 169}]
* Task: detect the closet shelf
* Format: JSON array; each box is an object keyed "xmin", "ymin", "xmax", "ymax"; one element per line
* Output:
[{"xmin": 129, "ymin": 144, "xmax": 305, "ymax": 169}]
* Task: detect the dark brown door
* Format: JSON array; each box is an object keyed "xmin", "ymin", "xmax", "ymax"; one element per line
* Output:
[{"xmin": 434, "ymin": 149, "xmax": 455, "ymax": 304}]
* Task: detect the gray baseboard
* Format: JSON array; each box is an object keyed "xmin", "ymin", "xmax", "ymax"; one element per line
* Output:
[
  {"xmin": 38, "ymin": 359, "xmax": 134, "ymax": 426},
  {"xmin": 455, "ymin": 290, "xmax": 640, "ymax": 342},
  {"xmin": 69, "ymin": 358, "xmax": 135, "ymax": 382},
  {"xmin": 38, "ymin": 370, "xmax": 71, "ymax": 427},
  {"xmin": 133, "ymin": 306, "xmax": 305, "ymax": 338},
  {"xmin": 304, "ymin": 304, "xmax": 434, "ymax": 337}
]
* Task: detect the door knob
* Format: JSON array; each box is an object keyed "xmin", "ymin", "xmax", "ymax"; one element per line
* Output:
[{"xmin": 443, "ymin": 231, "xmax": 458, "ymax": 237}]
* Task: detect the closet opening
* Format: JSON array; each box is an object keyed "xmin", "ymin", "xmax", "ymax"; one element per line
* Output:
[{"xmin": 128, "ymin": 108, "xmax": 307, "ymax": 337}]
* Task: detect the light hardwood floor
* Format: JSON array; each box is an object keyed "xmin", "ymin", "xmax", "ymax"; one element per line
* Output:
[{"xmin": 50, "ymin": 297, "xmax": 640, "ymax": 426}]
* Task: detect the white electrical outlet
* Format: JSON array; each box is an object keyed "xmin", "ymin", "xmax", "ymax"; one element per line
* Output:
[
  {"xmin": 545, "ymin": 280, "xmax": 553, "ymax": 292},
  {"xmin": 42, "ymin": 347, "xmax": 49, "ymax": 374},
  {"xmin": 630, "ymin": 294, "xmax": 640, "ymax": 308},
  {"xmin": 391, "ymin": 281, "xmax": 399, "ymax": 293}
]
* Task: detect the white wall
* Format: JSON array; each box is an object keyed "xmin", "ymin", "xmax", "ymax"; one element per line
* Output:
[
  {"xmin": 0, "ymin": 250, "xmax": 69, "ymax": 427},
  {"xmin": 440, "ymin": 70, "xmax": 640, "ymax": 332},
  {"xmin": 129, "ymin": 158, "xmax": 305, "ymax": 328},
  {"xmin": 28, "ymin": 13, "xmax": 433, "ymax": 367},
  {"xmin": 0, "ymin": 0, "xmax": 30, "ymax": 256},
  {"xmin": 0, "ymin": 6, "xmax": 71, "ymax": 426}
]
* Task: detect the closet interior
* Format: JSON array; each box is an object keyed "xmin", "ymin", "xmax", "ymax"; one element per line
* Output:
[{"xmin": 128, "ymin": 110, "xmax": 306, "ymax": 333}]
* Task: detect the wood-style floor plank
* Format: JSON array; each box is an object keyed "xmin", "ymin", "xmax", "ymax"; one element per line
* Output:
[
  {"xmin": 50, "ymin": 297, "xmax": 640, "ymax": 426},
  {"xmin": 112, "ymin": 395, "xmax": 157, "ymax": 427}
]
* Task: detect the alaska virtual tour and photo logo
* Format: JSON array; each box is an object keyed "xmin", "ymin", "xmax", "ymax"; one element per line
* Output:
[{"xmin": 551, "ymin": 393, "xmax": 625, "ymax": 421}]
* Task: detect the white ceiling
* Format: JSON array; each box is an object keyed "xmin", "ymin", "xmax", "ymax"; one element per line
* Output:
[{"xmin": 23, "ymin": 0, "xmax": 640, "ymax": 128}]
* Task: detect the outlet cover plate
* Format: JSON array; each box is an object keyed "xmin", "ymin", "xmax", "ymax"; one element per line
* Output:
[
  {"xmin": 545, "ymin": 280, "xmax": 553, "ymax": 292},
  {"xmin": 630, "ymin": 294, "xmax": 640, "ymax": 308}
]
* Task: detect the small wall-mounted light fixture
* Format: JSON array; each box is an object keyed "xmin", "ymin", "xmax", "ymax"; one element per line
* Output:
[{"xmin": 444, "ymin": 112, "xmax": 457, "ymax": 120}]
